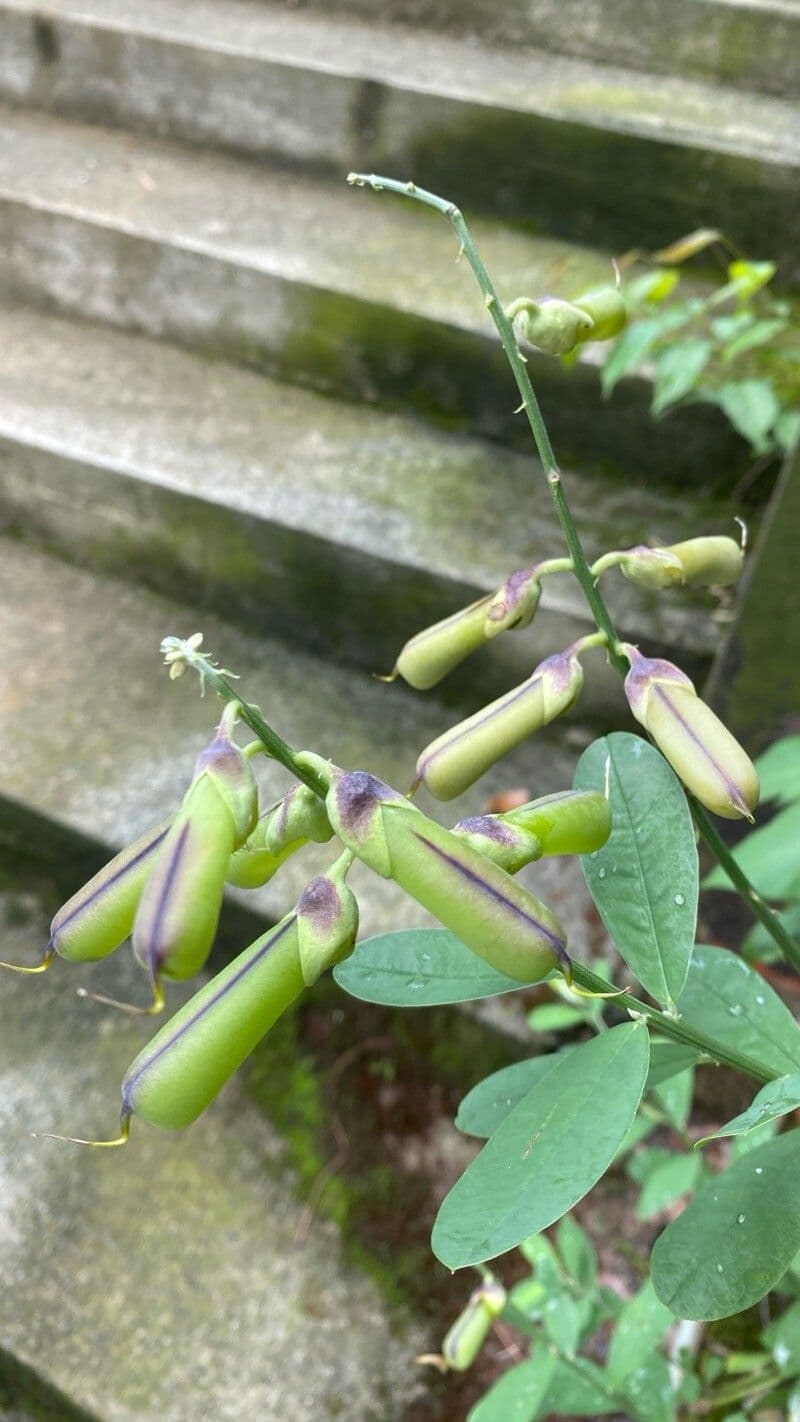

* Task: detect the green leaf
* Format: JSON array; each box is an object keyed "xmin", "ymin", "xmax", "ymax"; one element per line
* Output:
[
  {"xmin": 556, "ymin": 1214, "xmax": 597, "ymax": 1289},
  {"xmin": 574, "ymin": 734, "xmax": 698, "ymax": 1006},
  {"xmin": 651, "ymin": 1067, "xmax": 694, "ymax": 1131},
  {"xmin": 756, "ymin": 736, "xmax": 800, "ymax": 806},
  {"xmin": 646, "ymin": 1041, "xmax": 700, "ymax": 1090},
  {"xmin": 455, "ymin": 1052, "xmax": 572, "ymax": 1139},
  {"xmin": 542, "ymin": 1356, "xmax": 619, "ymax": 1416},
  {"xmin": 699, "ymin": 1072, "xmax": 800, "ymax": 1145},
  {"xmin": 650, "ymin": 340, "xmax": 711, "ymax": 416},
  {"xmin": 432, "ymin": 1023, "xmax": 650, "ymax": 1269},
  {"xmin": 713, "ymin": 379, "xmax": 780, "ymax": 452},
  {"xmin": 622, "ymin": 1353, "xmax": 676, "ymax": 1422},
  {"xmin": 652, "ymin": 1131, "xmax": 800, "ymax": 1319},
  {"xmin": 637, "ymin": 1151, "xmax": 703, "ymax": 1219},
  {"xmin": 775, "ymin": 409, "xmax": 800, "ymax": 454},
  {"xmin": 704, "ymin": 801, "xmax": 800, "ymax": 901},
  {"xmin": 624, "ymin": 268, "xmax": 680, "ymax": 305},
  {"xmin": 607, "ymin": 1279, "xmax": 673, "ymax": 1386},
  {"xmin": 730, "ymin": 1117, "xmax": 779, "ymax": 1158},
  {"xmin": 626, "ymin": 1145, "xmax": 671, "ymax": 1186},
  {"xmin": 542, "ymin": 1290, "xmax": 586, "ymax": 1354},
  {"xmin": 527, "ymin": 1003, "xmax": 586, "ymax": 1032},
  {"xmin": 333, "ymin": 928, "xmax": 549, "ymax": 1006},
  {"xmin": 763, "ymin": 1300, "xmax": 800, "ymax": 1376},
  {"xmin": 727, "ymin": 258, "xmax": 776, "ymax": 298},
  {"xmin": 722, "ymin": 317, "xmax": 788, "ymax": 363},
  {"xmin": 615, "ymin": 1112, "xmax": 657, "ymax": 1159},
  {"xmin": 676, "ymin": 944, "xmax": 800, "ymax": 1077},
  {"xmin": 601, "ymin": 306, "xmax": 700, "ymax": 395},
  {"xmin": 467, "ymin": 1347, "xmax": 556, "ymax": 1422},
  {"xmin": 743, "ymin": 906, "xmax": 800, "ymax": 965}
]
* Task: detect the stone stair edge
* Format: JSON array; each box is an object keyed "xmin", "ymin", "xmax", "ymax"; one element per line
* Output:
[
  {"xmin": 0, "ymin": 105, "xmax": 754, "ymax": 486},
  {"xmin": 0, "ymin": 1, "xmax": 797, "ymax": 271}
]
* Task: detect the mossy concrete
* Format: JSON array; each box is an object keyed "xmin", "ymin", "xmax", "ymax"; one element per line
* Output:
[
  {"xmin": 0, "ymin": 107, "xmax": 754, "ymax": 486},
  {"xmin": 0, "ymin": 1, "xmax": 796, "ymax": 270},
  {"xmin": 0, "ymin": 889, "xmax": 429, "ymax": 1421},
  {"xmin": 0, "ymin": 305, "xmax": 726, "ymax": 704}
]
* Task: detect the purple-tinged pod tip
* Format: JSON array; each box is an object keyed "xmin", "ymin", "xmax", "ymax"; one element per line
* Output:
[
  {"xmin": 452, "ymin": 814, "xmax": 542, "ymax": 873},
  {"xmin": 485, "ymin": 567, "xmax": 541, "ymax": 638},
  {"xmin": 622, "ymin": 644, "xmax": 759, "ymax": 820},
  {"xmin": 296, "ymin": 863, "xmax": 359, "ymax": 986},
  {"xmin": 193, "ymin": 733, "xmax": 258, "ymax": 848}
]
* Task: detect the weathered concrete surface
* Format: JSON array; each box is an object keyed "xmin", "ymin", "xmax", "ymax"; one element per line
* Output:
[
  {"xmin": 0, "ymin": 304, "xmax": 727, "ymax": 703},
  {"xmin": 0, "ymin": 538, "xmax": 609, "ymax": 965},
  {"xmin": 0, "ymin": 890, "xmax": 428, "ymax": 1421},
  {"xmin": 0, "ymin": 108, "xmax": 753, "ymax": 486},
  {"xmin": 290, "ymin": 0, "xmax": 800, "ymax": 99},
  {"xmin": 0, "ymin": 0, "xmax": 797, "ymax": 262}
]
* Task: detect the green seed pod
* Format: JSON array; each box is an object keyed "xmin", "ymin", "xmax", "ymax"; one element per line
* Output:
[
  {"xmin": 325, "ymin": 770, "xmax": 569, "ymax": 981},
  {"xmin": 226, "ymin": 781, "xmax": 333, "ymax": 890},
  {"xmin": 623, "ymin": 644, "xmax": 759, "ymax": 820},
  {"xmin": 485, "ymin": 567, "xmax": 542, "ymax": 638},
  {"xmin": 391, "ymin": 593, "xmax": 494, "ymax": 690},
  {"xmin": 121, "ymin": 858, "xmax": 358, "ymax": 1131},
  {"xmin": 452, "ymin": 814, "xmax": 543, "ymax": 873},
  {"xmin": 662, "ymin": 535, "xmax": 744, "ymax": 587},
  {"xmin": 502, "ymin": 789, "xmax": 612, "ymax": 857},
  {"xmin": 618, "ymin": 545, "xmax": 686, "ymax": 590},
  {"xmin": 415, "ymin": 648, "xmax": 584, "ymax": 801},
  {"xmin": 572, "ymin": 287, "xmax": 627, "ymax": 342},
  {"xmin": 442, "ymin": 1281, "xmax": 507, "ymax": 1371},
  {"xmin": 511, "ymin": 296, "xmax": 595, "ymax": 356},
  {"xmin": 45, "ymin": 821, "xmax": 170, "ymax": 966},
  {"xmin": 133, "ymin": 731, "xmax": 258, "ymax": 985}
]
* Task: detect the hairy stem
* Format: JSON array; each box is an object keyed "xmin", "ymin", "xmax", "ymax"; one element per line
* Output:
[{"xmin": 347, "ymin": 172, "xmax": 797, "ymax": 969}]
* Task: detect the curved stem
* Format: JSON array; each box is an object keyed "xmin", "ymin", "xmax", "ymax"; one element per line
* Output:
[{"xmin": 347, "ymin": 172, "xmax": 797, "ymax": 970}]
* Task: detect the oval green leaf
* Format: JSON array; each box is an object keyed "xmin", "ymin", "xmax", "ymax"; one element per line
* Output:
[
  {"xmin": 698, "ymin": 1071, "xmax": 800, "ymax": 1146},
  {"xmin": 432, "ymin": 1023, "xmax": 650, "ymax": 1269},
  {"xmin": 468, "ymin": 1348, "xmax": 556, "ymax": 1422},
  {"xmin": 334, "ymin": 928, "xmax": 549, "ymax": 1006},
  {"xmin": 574, "ymin": 734, "xmax": 698, "ymax": 1007},
  {"xmin": 455, "ymin": 1051, "xmax": 573, "ymax": 1138},
  {"xmin": 677, "ymin": 944, "xmax": 800, "ymax": 1077},
  {"xmin": 652, "ymin": 1130, "xmax": 800, "ymax": 1319}
]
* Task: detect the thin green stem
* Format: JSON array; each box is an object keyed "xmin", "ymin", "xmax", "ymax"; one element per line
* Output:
[
  {"xmin": 570, "ymin": 962, "xmax": 777, "ymax": 1083},
  {"xmin": 348, "ymin": 172, "xmax": 798, "ymax": 968}
]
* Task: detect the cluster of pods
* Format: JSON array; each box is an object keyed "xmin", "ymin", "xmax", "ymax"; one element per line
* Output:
[{"xmin": 392, "ymin": 534, "xmax": 759, "ymax": 821}]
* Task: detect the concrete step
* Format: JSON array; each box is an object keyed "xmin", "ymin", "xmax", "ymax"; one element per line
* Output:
[
  {"xmin": 0, "ymin": 303, "xmax": 730, "ymax": 706},
  {"xmin": 0, "ymin": 0, "xmax": 797, "ymax": 270},
  {"xmin": 0, "ymin": 107, "xmax": 749, "ymax": 487},
  {"xmin": 0, "ymin": 887, "xmax": 429, "ymax": 1422},
  {"xmin": 289, "ymin": 0, "xmax": 800, "ymax": 100}
]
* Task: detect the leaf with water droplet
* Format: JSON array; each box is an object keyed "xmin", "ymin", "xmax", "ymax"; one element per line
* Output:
[
  {"xmin": 697, "ymin": 1071, "xmax": 800, "ymax": 1147},
  {"xmin": 652, "ymin": 1131, "xmax": 800, "ymax": 1319},
  {"xmin": 678, "ymin": 946, "xmax": 800, "ymax": 1077},
  {"xmin": 574, "ymin": 734, "xmax": 698, "ymax": 1006}
]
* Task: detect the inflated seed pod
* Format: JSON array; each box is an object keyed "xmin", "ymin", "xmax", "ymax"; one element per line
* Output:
[
  {"xmin": 226, "ymin": 782, "xmax": 333, "ymax": 890},
  {"xmin": 485, "ymin": 567, "xmax": 542, "ymax": 638},
  {"xmin": 502, "ymin": 789, "xmax": 612, "ymax": 857},
  {"xmin": 133, "ymin": 730, "xmax": 258, "ymax": 986},
  {"xmin": 324, "ymin": 768, "xmax": 569, "ymax": 981},
  {"xmin": 571, "ymin": 287, "xmax": 627, "ymax": 342},
  {"xmin": 511, "ymin": 297, "xmax": 595, "ymax": 356},
  {"xmin": 623, "ymin": 644, "xmax": 759, "ymax": 820},
  {"xmin": 120, "ymin": 858, "xmax": 358, "ymax": 1131},
  {"xmin": 416, "ymin": 648, "xmax": 584, "ymax": 801},
  {"xmin": 662, "ymin": 535, "xmax": 744, "ymax": 587},
  {"xmin": 442, "ymin": 1281, "xmax": 507, "ymax": 1371},
  {"xmin": 390, "ymin": 593, "xmax": 494, "ymax": 690},
  {"xmin": 1, "ymin": 821, "xmax": 171, "ymax": 974}
]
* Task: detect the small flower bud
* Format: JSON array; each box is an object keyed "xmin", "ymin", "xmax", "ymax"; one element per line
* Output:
[
  {"xmin": 415, "ymin": 649, "xmax": 584, "ymax": 801},
  {"xmin": 452, "ymin": 814, "xmax": 542, "ymax": 873},
  {"xmin": 391, "ymin": 594, "xmax": 494, "ymax": 690},
  {"xmin": 227, "ymin": 782, "xmax": 333, "ymax": 890},
  {"xmin": 485, "ymin": 567, "xmax": 542, "ymax": 638},
  {"xmin": 325, "ymin": 769, "xmax": 569, "ymax": 981},
  {"xmin": 512, "ymin": 297, "xmax": 594, "ymax": 355},
  {"xmin": 571, "ymin": 287, "xmax": 627, "ymax": 342},
  {"xmin": 193, "ymin": 733, "xmax": 258, "ymax": 848},
  {"xmin": 623, "ymin": 645, "xmax": 759, "ymax": 820},
  {"xmin": 441, "ymin": 1281, "xmax": 507, "ymax": 1371}
]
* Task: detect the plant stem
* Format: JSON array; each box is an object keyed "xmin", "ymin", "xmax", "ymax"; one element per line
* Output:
[
  {"xmin": 347, "ymin": 172, "xmax": 797, "ymax": 969},
  {"xmin": 692, "ymin": 801, "xmax": 800, "ymax": 973},
  {"xmin": 570, "ymin": 961, "xmax": 776, "ymax": 1083}
]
